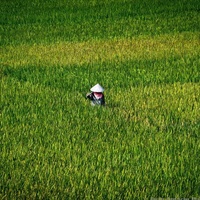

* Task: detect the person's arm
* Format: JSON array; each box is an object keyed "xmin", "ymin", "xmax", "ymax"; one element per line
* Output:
[{"xmin": 86, "ymin": 92, "xmax": 94, "ymax": 100}]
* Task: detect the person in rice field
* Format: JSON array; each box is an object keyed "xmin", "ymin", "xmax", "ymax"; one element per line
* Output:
[{"xmin": 86, "ymin": 83, "xmax": 105, "ymax": 106}]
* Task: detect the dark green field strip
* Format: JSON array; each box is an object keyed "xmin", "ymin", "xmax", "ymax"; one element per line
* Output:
[
  {"xmin": 2, "ymin": 53, "xmax": 199, "ymax": 94},
  {"xmin": 2, "ymin": 0, "xmax": 199, "ymax": 24},
  {"xmin": 1, "ymin": 0, "xmax": 199, "ymax": 45}
]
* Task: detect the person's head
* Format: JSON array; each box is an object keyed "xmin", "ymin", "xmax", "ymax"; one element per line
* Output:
[
  {"xmin": 94, "ymin": 92, "xmax": 103, "ymax": 98},
  {"xmin": 94, "ymin": 92, "xmax": 102, "ymax": 94}
]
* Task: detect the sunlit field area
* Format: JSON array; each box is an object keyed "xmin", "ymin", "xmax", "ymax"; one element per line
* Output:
[{"xmin": 1, "ymin": 0, "xmax": 200, "ymax": 199}]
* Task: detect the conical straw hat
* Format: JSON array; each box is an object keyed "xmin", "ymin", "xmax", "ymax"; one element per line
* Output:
[{"xmin": 90, "ymin": 84, "xmax": 104, "ymax": 92}]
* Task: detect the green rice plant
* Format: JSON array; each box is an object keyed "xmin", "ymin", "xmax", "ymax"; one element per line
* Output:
[{"xmin": 0, "ymin": 0, "xmax": 200, "ymax": 199}]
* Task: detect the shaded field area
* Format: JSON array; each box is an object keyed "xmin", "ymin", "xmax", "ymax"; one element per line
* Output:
[
  {"xmin": 1, "ymin": 0, "xmax": 199, "ymax": 44},
  {"xmin": 0, "ymin": 0, "xmax": 200, "ymax": 199}
]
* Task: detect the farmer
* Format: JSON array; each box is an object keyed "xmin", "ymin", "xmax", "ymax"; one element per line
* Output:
[{"xmin": 86, "ymin": 83, "xmax": 105, "ymax": 106}]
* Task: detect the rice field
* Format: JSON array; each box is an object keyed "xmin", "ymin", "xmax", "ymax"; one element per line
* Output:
[{"xmin": 0, "ymin": 0, "xmax": 200, "ymax": 199}]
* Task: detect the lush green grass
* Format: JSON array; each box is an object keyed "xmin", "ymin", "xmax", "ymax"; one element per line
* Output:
[
  {"xmin": 0, "ymin": 0, "xmax": 200, "ymax": 199},
  {"xmin": 1, "ymin": 0, "xmax": 199, "ymax": 44}
]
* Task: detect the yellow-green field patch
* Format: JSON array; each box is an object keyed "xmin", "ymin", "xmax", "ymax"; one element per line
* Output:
[
  {"xmin": 111, "ymin": 82, "xmax": 200, "ymax": 125},
  {"xmin": 1, "ymin": 33, "xmax": 199, "ymax": 67}
]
